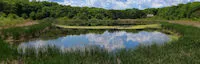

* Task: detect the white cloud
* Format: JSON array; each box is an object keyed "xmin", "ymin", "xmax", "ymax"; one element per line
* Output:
[{"xmin": 30, "ymin": 0, "xmax": 200, "ymax": 9}]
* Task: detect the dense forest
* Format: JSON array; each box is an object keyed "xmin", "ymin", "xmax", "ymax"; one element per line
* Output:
[
  {"xmin": 0, "ymin": 0, "xmax": 200, "ymax": 20},
  {"xmin": 144, "ymin": 2, "xmax": 200, "ymax": 20},
  {"xmin": 0, "ymin": 0, "xmax": 145, "ymax": 20}
]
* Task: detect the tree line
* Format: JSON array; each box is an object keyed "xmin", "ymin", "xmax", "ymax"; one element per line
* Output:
[
  {"xmin": 144, "ymin": 2, "xmax": 200, "ymax": 20},
  {"xmin": 0, "ymin": 0, "xmax": 146, "ymax": 20},
  {"xmin": 0, "ymin": 0, "xmax": 200, "ymax": 20}
]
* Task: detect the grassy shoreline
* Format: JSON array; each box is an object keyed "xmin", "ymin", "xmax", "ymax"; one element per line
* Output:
[
  {"xmin": 54, "ymin": 24, "xmax": 161, "ymax": 29},
  {"xmin": 0, "ymin": 21, "xmax": 200, "ymax": 64}
]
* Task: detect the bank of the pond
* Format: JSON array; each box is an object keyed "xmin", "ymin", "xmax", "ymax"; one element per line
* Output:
[
  {"xmin": 0, "ymin": 38, "xmax": 15, "ymax": 61},
  {"xmin": 23, "ymin": 22, "xmax": 200, "ymax": 64},
  {"xmin": 0, "ymin": 22, "xmax": 200, "ymax": 64},
  {"xmin": 0, "ymin": 21, "xmax": 52, "ymax": 44},
  {"xmin": 18, "ymin": 30, "xmax": 172, "ymax": 53},
  {"xmin": 54, "ymin": 24, "xmax": 161, "ymax": 29}
]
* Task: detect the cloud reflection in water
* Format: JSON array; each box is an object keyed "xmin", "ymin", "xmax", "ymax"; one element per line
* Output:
[{"xmin": 18, "ymin": 31, "xmax": 170, "ymax": 52}]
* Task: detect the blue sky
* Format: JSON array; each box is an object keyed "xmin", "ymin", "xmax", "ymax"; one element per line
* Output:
[{"xmin": 30, "ymin": 0, "xmax": 200, "ymax": 9}]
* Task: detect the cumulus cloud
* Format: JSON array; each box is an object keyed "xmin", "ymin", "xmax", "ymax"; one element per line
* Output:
[{"xmin": 30, "ymin": 0, "xmax": 200, "ymax": 9}]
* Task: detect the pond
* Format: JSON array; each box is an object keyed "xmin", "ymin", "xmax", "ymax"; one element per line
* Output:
[{"xmin": 18, "ymin": 30, "xmax": 171, "ymax": 52}]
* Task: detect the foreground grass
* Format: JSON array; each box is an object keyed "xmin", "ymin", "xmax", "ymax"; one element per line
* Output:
[
  {"xmin": 0, "ymin": 22, "xmax": 200, "ymax": 64},
  {"xmin": 55, "ymin": 24, "xmax": 161, "ymax": 29},
  {"xmin": 0, "ymin": 38, "xmax": 16, "ymax": 61}
]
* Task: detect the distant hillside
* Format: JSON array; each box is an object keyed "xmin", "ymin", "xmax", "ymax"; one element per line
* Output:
[
  {"xmin": 144, "ymin": 2, "xmax": 200, "ymax": 20},
  {"xmin": 190, "ymin": 6, "xmax": 200, "ymax": 18},
  {"xmin": 0, "ymin": 0, "xmax": 200, "ymax": 20},
  {"xmin": 0, "ymin": 0, "xmax": 145, "ymax": 20}
]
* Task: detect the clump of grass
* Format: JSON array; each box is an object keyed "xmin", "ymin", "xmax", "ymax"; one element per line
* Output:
[
  {"xmin": 18, "ymin": 47, "xmax": 117, "ymax": 64},
  {"xmin": 0, "ymin": 37, "xmax": 17, "ymax": 61},
  {"xmin": 0, "ymin": 18, "xmax": 52, "ymax": 41},
  {"xmin": 0, "ymin": 14, "xmax": 26, "ymax": 28}
]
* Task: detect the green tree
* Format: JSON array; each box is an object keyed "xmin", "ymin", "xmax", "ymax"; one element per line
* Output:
[
  {"xmin": 21, "ymin": 13, "xmax": 28, "ymax": 19},
  {"xmin": 29, "ymin": 12, "xmax": 36, "ymax": 20},
  {"xmin": 7, "ymin": 13, "xmax": 19, "ymax": 19},
  {"xmin": 0, "ymin": 12, "xmax": 6, "ymax": 17},
  {"xmin": 73, "ymin": 12, "xmax": 89, "ymax": 20}
]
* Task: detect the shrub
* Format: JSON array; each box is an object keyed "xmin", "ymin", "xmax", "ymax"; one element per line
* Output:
[
  {"xmin": 0, "ymin": 12, "xmax": 6, "ymax": 17},
  {"xmin": 0, "ymin": 17, "xmax": 25, "ymax": 27},
  {"xmin": 21, "ymin": 13, "xmax": 28, "ymax": 19},
  {"xmin": 7, "ymin": 13, "xmax": 19, "ymax": 19}
]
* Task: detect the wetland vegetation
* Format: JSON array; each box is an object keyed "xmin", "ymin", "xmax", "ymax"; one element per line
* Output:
[{"xmin": 0, "ymin": 0, "xmax": 200, "ymax": 64}]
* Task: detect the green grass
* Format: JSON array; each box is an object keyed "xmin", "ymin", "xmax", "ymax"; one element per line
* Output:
[
  {"xmin": 22, "ymin": 22, "xmax": 200, "ymax": 64},
  {"xmin": 55, "ymin": 24, "xmax": 161, "ymax": 29},
  {"xmin": 55, "ymin": 18, "xmax": 116, "ymax": 26},
  {"xmin": 0, "ymin": 17, "xmax": 26, "ymax": 27},
  {"xmin": 0, "ymin": 19, "xmax": 52, "ymax": 41},
  {"xmin": 0, "ymin": 21, "xmax": 200, "ymax": 64},
  {"xmin": 138, "ymin": 16, "xmax": 200, "ymax": 22},
  {"xmin": 0, "ymin": 37, "xmax": 17, "ymax": 62}
]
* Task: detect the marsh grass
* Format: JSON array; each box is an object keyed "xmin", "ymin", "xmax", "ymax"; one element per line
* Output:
[
  {"xmin": 0, "ymin": 20, "xmax": 52, "ymax": 41},
  {"xmin": 22, "ymin": 22, "xmax": 200, "ymax": 64},
  {"xmin": 55, "ymin": 18, "xmax": 116, "ymax": 26},
  {"xmin": 54, "ymin": 24, "xmax": 161, "ymax": 29},
  {"xmin": 0, "ymin": 38, "xmax": 17, "ymax": 61},
  {"xmin": 116, "ymin": 19, "xmax": 161, "ymax": 25},
  {"xmin": 0, "ymin": 17, "xmax": 25, "ymax": 28},
  {"xmin": 0, "ymin": 22, "xmax": 200, "ymax": 64},
  {"xmin": 17, "ymin": 46, "xmax": 117, "ymax": 64}
]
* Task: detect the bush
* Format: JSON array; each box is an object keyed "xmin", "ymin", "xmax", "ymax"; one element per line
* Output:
[
  {"xmin": 0, "ymin": 17, "xmax": 25, "ymax": 27},
  {"xmin": 1, "ymin": 19, "xmax": 52, "ymax": 40},
  {"xmin": 29, "ymin": 12, "xmax": 36, "ymax": 20},
  {"xmin": 7, "ymin": 14, "xmax": 19, "ymax": 19},
  {"xmin": 21, "ymin": 13, "xmax": 28, "ymax": 19},
  {"xmin": 0, "ymin": 12, "xmax": 6, "ymax": 17},
  {"xmin": 55, "ymin": 17, "xmax": 115, "ymax": 26}
]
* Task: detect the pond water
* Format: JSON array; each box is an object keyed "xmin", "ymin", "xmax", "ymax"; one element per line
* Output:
[{"xmin": 18, "ymin": 31, "xmax": 171, "ymax": 52}]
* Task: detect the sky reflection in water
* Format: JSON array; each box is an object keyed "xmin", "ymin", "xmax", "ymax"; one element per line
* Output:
[{"xmin": 18, "ymin": 31, "xmax": 170, "ymax": 52}]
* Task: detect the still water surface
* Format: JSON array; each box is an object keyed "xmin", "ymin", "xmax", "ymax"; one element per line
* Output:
[{"xmin": 18, "ymin": 31, "xmax": 170, "ymax": 52}]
